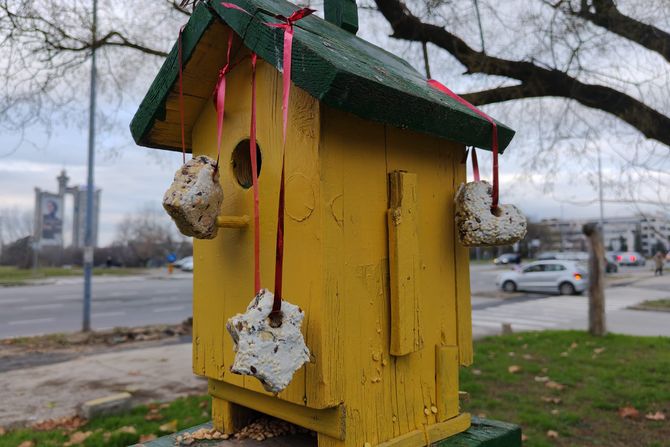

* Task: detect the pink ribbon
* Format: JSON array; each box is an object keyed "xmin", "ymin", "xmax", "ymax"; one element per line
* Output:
[
  {"xmin": 213, "ymin": 31, "xmax": 234, "ymax": 170},
  {"xmin": 428, "ymin": 79, "xmax": 499, "ymax": 211},
  {"xmin": 221, "ymin": 2, "xmax": 315, "ymax": 319},
  {"xmin": 249, "ymin": 53, "xmax": 261, "ymax": 295}
]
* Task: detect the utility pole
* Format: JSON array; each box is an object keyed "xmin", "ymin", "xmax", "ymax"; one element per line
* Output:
[
  {"xmin": 83, "ymin": 0, "xmax": 98, "ymax": 332},
  {"xmin": 597, "ymin": 147, "xmax": 605, "ymax": 239}
]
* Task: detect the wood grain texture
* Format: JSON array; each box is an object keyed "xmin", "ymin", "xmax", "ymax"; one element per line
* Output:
[
  {"xmin": 435, "ymin": 345, "xmax": 460, "ymax": 422},
  {"xmin": 452, "ymin": 150, "xmax": 473, "ymax": 366},
  {"xmin": 131, "ymin": 1, "xmax": 515, "ymax": 153},
  {"xmin": 387, "ymin": 171, "xmax": 423, "ymax": 356}
]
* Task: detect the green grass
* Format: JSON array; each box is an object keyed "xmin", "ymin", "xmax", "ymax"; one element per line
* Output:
[
  {"xmin": 0, "ymin": 266, "xmax": 147, "ymax": 285},
  {"xmin": 461, "ymin": 331, "xmax": 670, "ymax": 447},
  {"xmin": 0, "ymin": 396, "xmax": 211, "ymax": 447},
  {"xmin": 636, "ymin": 299, "xmax": 670, "ymax": 311}
]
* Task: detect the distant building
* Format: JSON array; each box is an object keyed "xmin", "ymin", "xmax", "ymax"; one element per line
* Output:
[
  {"xmin": 34, "ymin": 170, "xmax": 101, "ymax": 248},
  {"xmin": 539, "ymin": 214, "xmax": 670, "ymax": 256}
]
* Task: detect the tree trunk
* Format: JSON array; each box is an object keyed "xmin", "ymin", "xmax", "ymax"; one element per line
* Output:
[{"xmin": 583, "ymin": 223, "xmax": 606, "ymax": 336}]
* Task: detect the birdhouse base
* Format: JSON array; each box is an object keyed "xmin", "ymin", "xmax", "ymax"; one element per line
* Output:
[
  {"xmin": 200, "ymin": 380, "xmax": 521, "ymax": 447},
  {"xmin": 130, "ymin": 417, "xmax": 521, "ymax": 447}
]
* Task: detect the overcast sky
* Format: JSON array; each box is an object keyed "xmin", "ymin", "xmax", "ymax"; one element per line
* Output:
[{"xmin": 0, "ymin": 3, "xmax": 663, "ymax": 246}]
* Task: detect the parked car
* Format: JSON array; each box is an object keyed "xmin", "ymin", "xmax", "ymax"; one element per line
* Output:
[
  {"xmin": 496, "ymin": 260, "xmax": 588, "ymax": 295},
  {"xmin": 615, "ymin": 251, "xmax": 646, "ymax": 266},
  {"xmin": 179, "ymin": 257, "xmax": 194, "ymax": 272},
  {"xmin": 493, "ymin": 253, "xmax": 521, "ymax": 265},
  {"xmin": 604, "ymin": 253, "xmax": 618, "ymax": 273},
  {"xmin": 174, "ymin": 256, "xmax": 193, "ymax": 269}
]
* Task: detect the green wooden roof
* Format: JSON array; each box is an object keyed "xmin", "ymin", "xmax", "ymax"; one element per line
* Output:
[{"xmin": 130, "ymin": 0, "xmax": 515, "ymax": 153}]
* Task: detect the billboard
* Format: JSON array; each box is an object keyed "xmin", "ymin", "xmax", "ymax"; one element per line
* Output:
[{"xmin": 39, "ymin": 193, "xmax": 63, "ymax": 246}]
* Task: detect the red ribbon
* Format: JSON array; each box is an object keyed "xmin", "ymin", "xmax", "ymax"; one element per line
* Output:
[
  {"xmin": 213, "ymin": 31, "xmax": 234, "ymax": 171},
  {"xmin": 178, "ymin": 25, "xmax": 186, "ymax": 164},
  {"xmin": 471, "ymin": 147, "xmax": 480, "ymax": 182},
  {"xmin": 428, "ymin": 79, "xmax": 499, "ymax": 211},
  {"xmin": 221, "ymin": 2, "xmax": 315, "ymax": 319},
  {"xmin": 250, "ymin": 53, "xmax": 261, "ymax": 295}
]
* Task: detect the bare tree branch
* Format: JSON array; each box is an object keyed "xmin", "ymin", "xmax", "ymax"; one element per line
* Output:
[
  {"xmin": 373, "ymin": 0, "xmax": 670, "ymax": 149},
  {"xmin": 548, "ymin": 0, "xmax": 670, "ymax": 63}
]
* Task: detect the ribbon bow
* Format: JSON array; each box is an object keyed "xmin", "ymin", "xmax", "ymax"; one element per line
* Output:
[
  {"xmin": 212, "ymin": 31, "xmax": 234, "ymax": 171},
  {"xmin": 428, "ymin": 79, "xmax": 499, "ymax": 212}
]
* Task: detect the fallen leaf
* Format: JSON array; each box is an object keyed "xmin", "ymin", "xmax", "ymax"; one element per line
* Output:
[
  {"xmin": 508, "ymin": 352, "xmax": 516, "ymax": 357},
  {"xmin": 472, "ymin": 369, "xmax": 482, "ymax": 376},
  {"xmin": 541, "ymin": 396, "xmax": 562, "ymax": 404},
  {"xmin": 521, "ymin": 434, "xmax": 528, "ymax": 442},
  {"xmin": 545, "ymin": 381, "xmax": 565, "ymax": 391},
  {"xmin": 534, "ymin": 376, "xmax": 550, "ymax": 383},
  {"xmin": 546, "ymin": 430, "xmax": 559, "ymax": 439},
  {"xmin": 508, "ymin": 365, "xmax": 522, "ymax": 374},
  {"xmin": 0, "ymin": 426, "xmax": 4, "ymax": 436},
  {"xmin": 522, "ymin": 354, "xmax": 533, "ymax": 360},
  {"xmin": 32, "ymin": 416, "xmax": 87, "ymax": 432},
  {"xmin": 560, "ymin": 351, "xmax": 569, "ymax": 357},
  {"xmin": 117, "ymin": 426, "xmax": 138, "ymax": 435},
  {"xmin": 551, "ymin": 409, "xmax": 560, "ymax": 415},
  {"xmin": 159, "ymin": 420, "xmax": 178, "ymax": 433},
  {"xmin": 17, "ymin": 441, "xmax": 35, "ymax": 447},
  {"xmin": 593, "ymin": 347, "xmax": 606, "ymax": 354},
  {"xmin": 145, "ymin": 409, "xmax": 163, "ymax": 421},
  {"xmin": 199, "ymin": 401, "xmax": 208, "ymax": 409},
  {"xmin": 477, "ymin": 413, "xmax": 487, "ymax": 418},
  {"xmin": 618, "ymin": 406, "xmax": 640, "ymax": 419},
  {"xmin": 570, "ymin": 342, "xmax": 578, "ymax": 349},
  {"xmin": 645, "ymin": 411, "xmax": 666, "ymax": 421},
  {"xmin": 63, "ymin": 431, "xmax": 92, "ymax": 446},
  {"xmin": 139, "ymin": 434, "xmax": 158, "ymax": 442}
]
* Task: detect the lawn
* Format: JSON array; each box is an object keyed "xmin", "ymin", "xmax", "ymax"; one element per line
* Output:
[
  {"xmin": 1, "ymin": 331, "xmax": 668, "ymax": 447},
  {"xmin": 0, "ymin": 266, "xmax": 148, "ymax": 285},
  {"xmin": 633, "ymin": 299, "xmax": 670, "ymax": 312},
  {"xmin": 0, "ymin": 396, "xmax": 211, "ymax": 447},
  {"xmin": 461, "ymin": 331, "xmax": 670, "ymax": 447}
]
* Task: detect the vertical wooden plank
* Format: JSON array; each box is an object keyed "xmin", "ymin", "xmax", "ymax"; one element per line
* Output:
[
  {"xmin": 387, "ymin": 171, "xmax": 423, "ymax": 356},
  {"xmin": 435, "ymin": 345, "xmax": 460, "ymax": 422},
  {"xmin": 452, "ymin": 149, "xmax": 473, "ymax": 366}
]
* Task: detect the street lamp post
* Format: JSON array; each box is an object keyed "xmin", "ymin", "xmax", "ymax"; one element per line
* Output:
[{"xmin": 83, "ymin": 0, "xmax": 98, "ymax": 332}]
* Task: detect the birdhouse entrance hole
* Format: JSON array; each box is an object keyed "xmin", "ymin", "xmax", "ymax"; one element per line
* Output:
[{"xmin": 231, "ymin": 139, "xmax": 262, "ymax": 189}]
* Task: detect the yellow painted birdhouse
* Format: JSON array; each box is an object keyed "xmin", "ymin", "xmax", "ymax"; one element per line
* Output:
[{"xmin": 130, "ymin": 0, "xmax": 516, "ymax": 446}]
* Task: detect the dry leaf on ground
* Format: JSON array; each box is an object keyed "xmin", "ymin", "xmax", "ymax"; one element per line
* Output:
[
  {"xmin": 472, "ymin": 369, "xmax": 482, "ymax": 375},
  {"xmin": 17, "ymin": 441, "xmax": 35, "ymax": 447},
  {"xmin": 118, "ymin": 426, "xmax": 138, "ymax": 435},
  {"xmin": 618, "ymin": 406, "xmax": 640, "ymax": 419},
  {"xmin": 551, "ymin": 409, "xmax": 560, "ymax": 415},
  {"xmin": 139, "ymin": 434, "xmax": 158, "ymax": 442},
  {"xmin": 541, "ymin": 396, "xmax": 562, "ymax": 404},
  {"xmin": 31, "ymin": 416, "xmax": 87, "ymax": 432},
  {"xmin": 521, "ymin": 434, "xmax": 528, "ymax": 442},
  {"xmin": 545, "ymin": 381, "xmax": 565, "ymax": 391},
  {"xmin": 645, "ymin": 411, "xmax": 666, "ymax": 421},
  {"xmin": 570, "ymin": 342, "xmax": 578, "ymax": 349},
  {"xmin": 145, "ymin": 409, "xmax": 163, "ymax": 421},
  {"xmin": 159, "ymin": 420, "xmax": 178, "ymax": 433},
  {"xmin": 0, "ymin": 426, "xmax": 4, "ymax": 436},
  {"xmin": 593, "ymin": 347, "xmax": 606, "ymax": 354},
  {"xmin": 508, "ymin": 365, "xmax": 522, "ymax": 374},
  {"xmin": 546, "ymin": 430, "xmax": 559, "ymax": 438},
  {"xmin": 534, "ymin": 376, "xmax": 550, "ymax": 383},
  {"xmin": 63, "ymin": 431, "xmax": 92, "ymax": 446}
]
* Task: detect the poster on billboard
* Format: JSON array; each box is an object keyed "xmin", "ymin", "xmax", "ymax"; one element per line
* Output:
[{"xmin": 40, "ymin": 193, "xmax": 63, "ymax": 246}]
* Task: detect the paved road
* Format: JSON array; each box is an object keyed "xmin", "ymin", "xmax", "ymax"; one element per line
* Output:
[
  {"xmin": 470, "ymin": 265, "xmax": 670, "ymax": 338},
  {"xmin": 0, "ymin": 275, "xmax": 193, "ymax": 338}
]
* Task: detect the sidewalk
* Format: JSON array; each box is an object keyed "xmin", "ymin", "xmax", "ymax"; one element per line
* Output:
[
  {"xmin": 0, "ymin": 342, "xmax": 204, "ymax": 428},
  {"xmin": 472, "ymin": 283, "xmax": 670, "ymax": 339}
]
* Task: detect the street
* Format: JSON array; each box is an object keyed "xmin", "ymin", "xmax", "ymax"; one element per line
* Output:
[
  {"xmin": 470, "ymin": 263, "xmax": 670, "ymax": 338},
  {"xmin": 1, "ymin": 265, "xmax": 669, "ymax": 340},
  {"xmin": 0, "ymin": 274, "xmax": 192, "ymax": 338}
]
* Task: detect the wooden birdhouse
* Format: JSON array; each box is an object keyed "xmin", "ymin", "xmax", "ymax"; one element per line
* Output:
[{"xmin": 130, "ymin": 0, "xmax": 516, "ymax": 446}]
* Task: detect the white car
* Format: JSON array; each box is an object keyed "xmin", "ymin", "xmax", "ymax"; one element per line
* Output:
[{"xmin": 496, "ymin": 260, "xmax": 588, "ymax": 295}]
